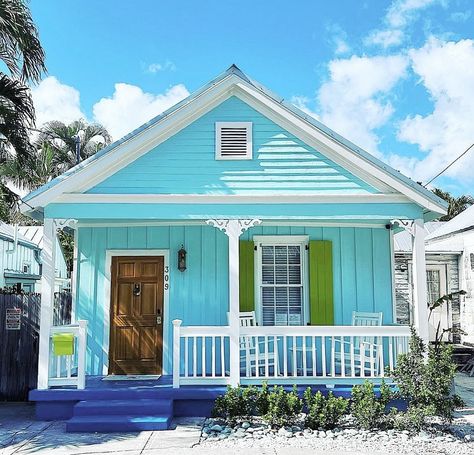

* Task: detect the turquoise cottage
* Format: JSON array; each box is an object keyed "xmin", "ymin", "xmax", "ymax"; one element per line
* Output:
[{"xmin": 22, "ymin": 66, "xmax": 447, "ymax": 432}]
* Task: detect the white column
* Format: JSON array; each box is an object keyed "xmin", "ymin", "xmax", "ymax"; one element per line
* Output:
[
  {"xmin": 172, "ymin": 319, "xmax": 182, "ymax": 388},
  {"xmin": 412, "ymin": 219, "xmax": 429, "ymax": 342},
  {"xmin": 37, "ymin": 218, "xmax": 56, "ymax": 389},
  {"xmin": 207, "ymin": 219, "xmax": 261, "ymax": 386}
]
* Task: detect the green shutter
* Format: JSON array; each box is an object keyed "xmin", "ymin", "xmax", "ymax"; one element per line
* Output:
[
  {"xmin": 309, "ymin": 240, "xmax": 334, "ymax": 325},
  {"xmin": 239, "ymin": 240, "xmax": 255, "ymax": 312}
]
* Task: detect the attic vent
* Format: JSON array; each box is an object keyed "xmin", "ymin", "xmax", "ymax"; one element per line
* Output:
[{"xmin": 216, "ymin": 122, "xmax": 252, "ymax": 160}]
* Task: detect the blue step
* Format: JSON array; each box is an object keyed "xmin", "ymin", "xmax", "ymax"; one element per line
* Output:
[
  {"xmin": 73, "ymin": 398, "xmax": 172, "ymax": 416},
  {"xmin": 66, "ymin": 414, "xmax": 172, "ymax": 432}
]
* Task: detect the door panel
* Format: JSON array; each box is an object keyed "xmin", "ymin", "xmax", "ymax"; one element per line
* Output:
[
  {"xmin": 110, "ymin": 256, "xmax": 164, "ymax": 375},
  {"xmin": 427, "ymin": 264, "xmax": 450, "ymax": 342}
]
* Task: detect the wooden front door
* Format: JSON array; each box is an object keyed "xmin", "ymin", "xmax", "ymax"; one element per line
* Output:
[{"xmin": 110, "ymin": 256, "xmax": 164, "ymax": 375}]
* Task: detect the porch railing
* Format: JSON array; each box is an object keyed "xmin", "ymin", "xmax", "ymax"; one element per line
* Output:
[
  {"xmin": 172, "ymin": 320, "xmax": 410, "ymax": 387},
  {"xmin": 48, "ymin": 320, "xmax": 87, "ymax": 389}
]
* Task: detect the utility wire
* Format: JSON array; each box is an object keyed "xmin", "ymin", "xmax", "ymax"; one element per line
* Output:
[{"xmin": 424, "ymin": 142, "xmax": 474, "ymax": 186}]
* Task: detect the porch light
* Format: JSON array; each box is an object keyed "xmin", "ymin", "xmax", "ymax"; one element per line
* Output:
[{"xmin": 178, "ymin": 245, "xmax": 187, "ymax": 272}]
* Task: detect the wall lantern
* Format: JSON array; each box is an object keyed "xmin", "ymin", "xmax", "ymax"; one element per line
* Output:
[
  {"xmin": 178, "ymin": 245, "xmax": 187, "ymax": 272},
  {"xmin": 398, "ymin": 262, "xmax": 408, "ymax": 272}
]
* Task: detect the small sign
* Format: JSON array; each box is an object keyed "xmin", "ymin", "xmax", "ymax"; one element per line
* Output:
[{"xmin": 6, "ymin": 308, "xmax": 21, "ymax": 330}]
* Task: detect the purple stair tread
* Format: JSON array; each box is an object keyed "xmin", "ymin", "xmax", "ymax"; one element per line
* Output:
[
  {"xmin": 73, "ymin": 398, "xmax": 172, "ymax": 416},
  {"xmin": 66, "ymin": 414, "xmax": 172, "ymax": 432}
]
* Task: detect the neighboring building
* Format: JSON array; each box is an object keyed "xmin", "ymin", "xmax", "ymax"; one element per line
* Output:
[
  {"xmin": 0, "ymin": 222, "xmax": 69, "ymax": 293},
  {"xmin": 394, "ymin": 221, "xmax": 462, "ymax": 342},
  {"xmin": 21, "ymin": 66, "xmax": 448, "ymax": 431},
  {"xmin": 427, "ymin": 205, "xmax": 474, "ymax": 346}
]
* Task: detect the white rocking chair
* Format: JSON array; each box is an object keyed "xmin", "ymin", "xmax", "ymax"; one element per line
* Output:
[
  {"xmin": 334, "ymin": 311, "xmax": 383, "ymax": 377},
  {"xmin": 228, "ymin": 311, "xmax": 277, "ymax": 377}
]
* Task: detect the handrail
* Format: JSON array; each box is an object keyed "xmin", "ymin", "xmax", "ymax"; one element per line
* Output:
[{"xmin": 239, "ymin": 325, "xmax": 411, "ymax": 337}]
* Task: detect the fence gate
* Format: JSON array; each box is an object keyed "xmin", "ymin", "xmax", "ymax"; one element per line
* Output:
[{"xmin": 0, "ymin": 292, "xmax": 71, "ymax": 401}]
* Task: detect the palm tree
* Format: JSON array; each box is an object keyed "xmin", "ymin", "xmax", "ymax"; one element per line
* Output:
[
  {"xmin": 432, "ymin": 188, "xmax": 474, "ymax": 221},
  {"xmin": 0, "ymin": 0, "xmax": 46, "ymax": 222},
  {"xmin": 35, "ymin": 119, "xmax": 112, "ymax": 170}
]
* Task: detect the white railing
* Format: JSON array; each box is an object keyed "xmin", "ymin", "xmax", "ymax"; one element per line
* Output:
[
  {"xmin": 173, "ymin": 320, "xmax": 231, "ymax": 387},
  {"xmin": 48, "ymin": 320, "xmax": 87, "ymax": 389},
  {"xmin": 172, "ymin": 320, "xmax": 410, "ymax": 387}
]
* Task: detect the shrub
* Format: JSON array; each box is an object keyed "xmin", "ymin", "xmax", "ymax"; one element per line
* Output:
[
  {"xmin": 264, "ymin": 385, "xmax": 303, "ymax": 427},
  {"xmin": 391, "ymin": 326, "xmax": 463, "ymax": 425},
  {"xmin": 350, "ymin": 380, "xmax": 392, "ymax": 429},
  {"xmin": 212, "ymin": 385, "xmax": 253, "ymax": 422},
  {"xmin": 304, "ymin": 388, "xmax": 349, "ymax": 430},
  {"xmin": 389, "ymin": 404, "xmax": 435, "ymax": 433}
]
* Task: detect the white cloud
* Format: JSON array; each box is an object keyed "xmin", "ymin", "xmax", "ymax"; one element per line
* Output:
[
  {"xmin": 146, "ymin": 60, "xmax": 176, "ymax": 74},
  {"xmin": 365, "ymin": 29, "xmax": 405, "ymax": 48},
  {"xmin": 365, "ymin": 0, "xmax": 442, "ymax": 48},
  {"xmin": 393, "ymin": 37, "xmax": 474, "ymax": 185},
  {"xmin": 31, "ymin": 76, "xmax": 85, "ymax": 126},
  {"xmin": 450, "ymin": 10, "xmax": 472, "ymax": 22},
  {"xmin": 316, "ymin": 54, "xmax": 408, "ymax": 155},
  {"xmin": 92, "ymin": 83, "xmax": 189, "ymax": 140},
  {"xmin": 326, "ymin": 23, "xmax": 351, "ymax": 55},
  {"xmin": 290, "ymin": 96, "xmax": 320, "ymax": 120}
]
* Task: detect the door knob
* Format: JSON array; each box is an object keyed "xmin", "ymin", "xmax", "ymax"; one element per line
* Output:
[{"xmin": 133, "ymin": 283, "xmax": 141, "ymax": 296}]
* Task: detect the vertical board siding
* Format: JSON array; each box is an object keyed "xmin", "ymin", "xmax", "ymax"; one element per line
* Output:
[
  {"xmin": 241, "ymin": 225, "xmax": 393, "ymax": 326},
  {"xmin": 88, "ymin": 97, "xmax": 379, "ymax": 196},
  {"xmin": 77, "ymin": 224, "xmax": 393, "ymax": 375}
]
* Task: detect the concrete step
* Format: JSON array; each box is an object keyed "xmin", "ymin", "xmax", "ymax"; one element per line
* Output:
[
  {"xmin": 66, "ymin": 414, "xmax": 172, "ymax": 432},
  {"xmin": 73, "ymin": 398, "xmax": 172, "ymax": 416}
]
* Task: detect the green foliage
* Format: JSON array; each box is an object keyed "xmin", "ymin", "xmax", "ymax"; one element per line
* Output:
[
  {"xmin": 389, "ymin": 404, "xmax": 435, "ymax": 433},
  {"xmin": 350, "ymin": 380, "xmax": 392, "ymax": 429},
  {"xmin": 432, "ymin": 188, "xmax": 474, "ymax": 221},
  {"xmin": 391, "ymin": 327, "xmax": 463, "ymax": 425},
  {"xmin": 211, "ymin": 385, "xmax": 251, "ymax": 422},
  {"xmin": 304, "ymin": 388, "xmax": 349, "ymax": 430},
  {"xmin": 263, "ymin": 385, "xmax": 302, "ymax": 427}
]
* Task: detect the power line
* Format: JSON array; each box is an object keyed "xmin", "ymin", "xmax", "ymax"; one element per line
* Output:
[{"xmin": 424, "ymin": 142, "xmax": 474, "ymax": 186}]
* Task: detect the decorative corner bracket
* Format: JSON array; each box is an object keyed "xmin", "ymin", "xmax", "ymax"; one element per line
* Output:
[
  {"xmin": 206, "ymin": 219, "xmax": 262, "ymax": 238},
  {"xmin": 55, "ymin": 219, "xmax": 78, "ymax": 230},
  {"xmin": 392, "ymin": 219, "xmax": 415, "ymax": 236}
]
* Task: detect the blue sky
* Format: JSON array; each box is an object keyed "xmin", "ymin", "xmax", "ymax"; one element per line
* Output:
[{"xmin": 30, "ymin": 0, "xmax": 474, "ymax": 194}]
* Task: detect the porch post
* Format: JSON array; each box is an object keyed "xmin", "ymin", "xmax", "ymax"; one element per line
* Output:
[
  {"xmin": 37, "ymin": 218, "xmax": 56, "ymax": 390},
  {"xmin": 207, "ymin": 219, "xmax": 261, "ymax": 386},
  {"xmin": 412, "ymin": 219, "xmax": 429, "ymax": 342}
]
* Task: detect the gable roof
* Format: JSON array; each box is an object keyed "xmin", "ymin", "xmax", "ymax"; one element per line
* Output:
[
  {"xmin": 426, "ymin": 204, "xmax": 474, "ymax": 240},
  {"xmin": 0, "ymin": 223, "xmax": 40, "ymax": 249},
  {"xmin": 21, "ymin": 65, "xmax": 447, "ymax": 219}
]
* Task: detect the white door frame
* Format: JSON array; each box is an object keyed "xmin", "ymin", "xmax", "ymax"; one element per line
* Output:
[
  {"xmin": 103, "ymin": 249, "xmax": 170, "ymax": 375},
  {"xmin": 426, "ymin": 263, "xmax": 450, "ymax": 341}
]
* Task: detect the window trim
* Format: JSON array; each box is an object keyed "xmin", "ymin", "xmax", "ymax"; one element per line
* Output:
[
  {"xmin": 253, "ymin": 235, "xmax": 309, "ymax": 326},
  {"xmin": 215, "ymin": 121, "xmax": 253, "ymax": 160}
]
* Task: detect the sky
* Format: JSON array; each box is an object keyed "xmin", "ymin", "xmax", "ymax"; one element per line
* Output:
[{"xmin": 29, "ymin": 0, "xmax": 474, "ymax": 195}]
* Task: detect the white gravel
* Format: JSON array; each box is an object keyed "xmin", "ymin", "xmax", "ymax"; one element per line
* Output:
[{"xmin": 198, "ymin": 418, "xmax": 474, "ymax": 455}]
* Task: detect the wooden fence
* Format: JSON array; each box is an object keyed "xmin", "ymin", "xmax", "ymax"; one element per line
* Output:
[{"xmin": 0, "ymin": 291, "xmax": 71, "ymax": 401}]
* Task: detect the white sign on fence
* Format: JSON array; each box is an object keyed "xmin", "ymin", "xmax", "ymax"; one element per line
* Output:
[{"xmin": 6, "ymin": 308, "xmax": 21, "ymax": 330}]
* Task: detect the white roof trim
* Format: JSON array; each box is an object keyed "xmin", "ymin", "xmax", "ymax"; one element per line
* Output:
[
  {"xmin": 55, "ymin": 193, "xmax": 411, "ymax": 204},
  {"xmin": 22, "ymin": 72, "xmax": 447, "ymax": 215}
]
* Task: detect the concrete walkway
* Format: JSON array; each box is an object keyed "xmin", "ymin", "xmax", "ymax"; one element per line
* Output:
[{"xmin": 0, "ymin": 374, "xmax": 473, "ymax": 455}]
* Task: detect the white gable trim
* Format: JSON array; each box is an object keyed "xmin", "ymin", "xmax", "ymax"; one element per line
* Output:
[
  {"xmin": 55, "ymin": 193, "xmax": 411, "ymax": 204},
  {"xmin": 22, "ymin": 73, "xmax": 446, "ymax": 215}
]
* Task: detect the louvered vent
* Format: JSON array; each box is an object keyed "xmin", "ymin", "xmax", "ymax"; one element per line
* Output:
[{"xmin": 216, "ymin": 122, "xmax": 252, "ymax": 160}]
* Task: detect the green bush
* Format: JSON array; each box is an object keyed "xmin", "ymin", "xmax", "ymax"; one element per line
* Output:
[
  {"xmin": 304, "ymin": 388, "xmax": 349, "ymax": 430},
  {"xmin": 350, "ymin": 380, "xmax": 392, "ymax": 429},
  {"xmin": 391, "ymin": 327, "xmax": 463, "ymax": 425},
  {"xmin": 264, "ymin": 385, "xmax": 303, "ymax": 427},
  {"xmin": 389, "ymin": 404, "xmax": 435, "ymax": 433},
  {"xmin": 212, "ymin": 385, "xmax": 254, "ymax": 422}
]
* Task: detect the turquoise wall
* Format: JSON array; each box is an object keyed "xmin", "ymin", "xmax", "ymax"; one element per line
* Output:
[
  {"xmin": 76, "ymin": 224, "xmax": 393, "ymax": 376},
  {"xmin": 88, "ymin": 96, "xmax": 379, "ymax": 196}
]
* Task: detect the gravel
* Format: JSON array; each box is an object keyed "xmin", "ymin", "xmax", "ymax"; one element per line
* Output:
[{"xmin": 198, "ymin": 417, "xmax": 474, "ymax": 455}]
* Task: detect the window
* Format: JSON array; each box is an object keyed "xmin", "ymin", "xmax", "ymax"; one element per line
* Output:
[
  {"xmin": 255, "ymin": 237, "xmax": 308, "ymax": 326},
  {"xmin": 22, "ymin": 263, "xmax": 30, "ymax": 274},
  {"xmin": 426, "ymin": 269, "xmax": 441, "ymax": 305},
  {"xmin": 470, "ymin": 253, "xmax": 474, "ymax": 272},
  {"xmin": 215, "ymin": 122, "xmax": 252, "ymax": 160}
]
